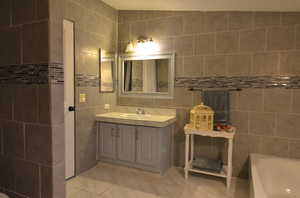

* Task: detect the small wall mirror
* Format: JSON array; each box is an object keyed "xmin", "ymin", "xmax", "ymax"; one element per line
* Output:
[
  {"xmin": 99, "ymin": 49, "xmax": 116, "ymax": 93},
  {"xmin": 119, "ymin": 53, "xmax": 175, "ymax": 99}
]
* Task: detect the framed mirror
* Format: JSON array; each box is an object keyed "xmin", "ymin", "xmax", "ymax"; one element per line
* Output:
[
  {"xmin": 99, "ymin": 49, "xmax": 116, "ymax": 93},
  {"xmin": 119, "ymin": 53, "xmax": 175, "ymax": 99}
]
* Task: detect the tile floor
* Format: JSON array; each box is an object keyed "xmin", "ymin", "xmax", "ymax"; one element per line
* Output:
[{"xmin": 67, "ymin": 163, "xmax": 249, "ymax": 198}]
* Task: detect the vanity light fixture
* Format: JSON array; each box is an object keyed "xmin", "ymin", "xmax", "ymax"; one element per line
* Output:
[
  {"xmin": 135, "ymin": 39, "xmax": 145, "ymax": 52},
  {"xmin": 125, "ymin": 38, "xmax": 160, "ymax": 54}
]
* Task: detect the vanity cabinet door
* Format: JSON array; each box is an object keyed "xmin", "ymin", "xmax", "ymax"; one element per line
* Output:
[
  {"xmin": 99, "ymin": 123, "xmax": 117, "ymax": 160},
  {"xmin": 136, "ymin": 126, "xmax": 159, "ymax": 167},
  {"xmin": 116, "ymin": 125, "xmax": 136, "ymax": 163}
]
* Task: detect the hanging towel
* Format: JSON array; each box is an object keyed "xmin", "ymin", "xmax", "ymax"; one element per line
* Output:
[{"xmin": 202, "ymin": 90, "xmax": 230, "ymax": 124}]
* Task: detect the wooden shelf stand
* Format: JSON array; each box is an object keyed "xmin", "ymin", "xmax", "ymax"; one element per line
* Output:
[{"xmin": 184, "ymin": 124, "xmax": 235, "ymax": 189}]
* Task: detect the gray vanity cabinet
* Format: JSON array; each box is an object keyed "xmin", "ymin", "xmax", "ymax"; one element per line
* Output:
[
  {"xmin": 136, "ymin": 126, "xmax": 159, "ymax": 167},
  {"xmin": 98, "ymin": 122, "xmax": 173, "ymax": 174},
  {"xmin": 99, "ymin": 123, "xmax": 136, "ymax": 162}
]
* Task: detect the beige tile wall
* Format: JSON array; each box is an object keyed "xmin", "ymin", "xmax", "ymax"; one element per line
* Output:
[
  {"xmin": 64, "ymin": 0, "xmax": 118, "ymax": 174},
  {"xmin": 117, "ymin": 11, "xmax": 300, "ymax": 178}
]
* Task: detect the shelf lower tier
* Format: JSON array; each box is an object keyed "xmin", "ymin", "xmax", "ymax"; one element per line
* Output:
[{"xmin": 186, "ymin": 160, "xmax": 228, "ymax": 178}]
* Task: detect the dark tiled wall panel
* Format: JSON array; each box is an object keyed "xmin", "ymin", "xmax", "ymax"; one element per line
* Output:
[
  {"xmin": 2, "ymin": 121, "xmax": 24, "ymax": 159},
  {"xmin": 14, "ymin": 160, "xmax": 40, "ymax": 198},
  {"xmin": 22, "ymin": 22, "xmax": 49, "ymax": 64},
  {"xmin": 14, "ymin": 85, "xmax": 39, "ymax": 122},
  {"xmin": 0, "ymin": 123, "xmax": 3, "ymax": 155},
  {"xmin": 0, "ymin": 157, "xmax": 42, "ymax": 198},
  {"xmin": 0, "ymin": 0, "xmax": 64, "ymax": 198},
  {"xmin": 0, "ymin": 28, "xmax": 21, "ymax": 66},
  {"xmin": 25, "ymin": 124, "xmax": 52, "ymax": 165},
  {"xmin": 0, "ymin": 0, "xmax": 11, "ymax": 27},
  {"xmin": 40, "ymin": 163, "xmax": 65, "ymax": 198},
  {"xmin": 12, "ymin": 0, "xmax": 49, "ymax": 25},
  {"xmin": 118, "ymin": 11, "xmax": 300, "ymax": 178},
  {"xmin": 0, "ymin": 86, "xmax": 13, "ymax": 120},
  {"xmin": 12, "ymin": 0, "xmax": 36, "ymax": 25},
  {"xmin": 0, "ymin": 74, "xmax": 65, "ymax": 198},
  {"xmin": 37, "ymin": 0, "xmax": 49, "ymax": 20}
]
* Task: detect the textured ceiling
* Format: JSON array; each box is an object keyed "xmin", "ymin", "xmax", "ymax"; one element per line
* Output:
[{"xmin": 102, "ymin": 0, "xmax": 300, "ymax": 11}]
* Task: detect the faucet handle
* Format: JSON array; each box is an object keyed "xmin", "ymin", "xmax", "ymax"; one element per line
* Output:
[
  {"xmin": 136, "ymin": 108, "xmax": 145, "ymax": 115},
  {"xmin": 136, "ymin": 108, "xmax": 140, "ymax": 114}
]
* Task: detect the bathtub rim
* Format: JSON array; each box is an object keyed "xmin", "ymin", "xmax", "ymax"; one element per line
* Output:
[
  {"xmin": 250, "ymin": 153, "xmax": 300, "ymax": 198},
  {"xmin": 250, "ymin": 153, "xmax": 270, "ymax": 198}
]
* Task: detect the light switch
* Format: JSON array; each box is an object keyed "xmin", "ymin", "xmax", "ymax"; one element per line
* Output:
[
  {"xmin": 104, "ymin": 104, "xmax": 110, "ymax": 110},
  {"xmin": 79, "ymin": 93, "xmax": 86, "ymax": 103}
]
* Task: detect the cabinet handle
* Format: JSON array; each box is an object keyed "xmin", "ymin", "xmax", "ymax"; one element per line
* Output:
[
  {"xmin": 116, "ymin": 128, "xmax": 120, "ymax": 138},
  {"xmin": 111, "ymin": 128, "xmax": 114, "ymax": 137},
  {"xmin": 136, "ymin": 128, "xmax": 138, "ymax": 141}
]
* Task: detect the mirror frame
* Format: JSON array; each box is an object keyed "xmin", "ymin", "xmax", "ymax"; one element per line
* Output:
[
  {"xmin": 118, "ymin": 53, "xmax": 175, "ymax": 99},
  {"xmin": 99, "ymin": 49, "xmax": 116, "ymax": 93}
]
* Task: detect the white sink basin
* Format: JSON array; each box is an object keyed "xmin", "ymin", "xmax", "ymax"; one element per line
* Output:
[
  {"xmin": 118, "ymin": 113, "xmax": 152, "ymax": 120},
  {"xmin": 95, "ymin": 112, "xmax": 176, "ymax": 127}
]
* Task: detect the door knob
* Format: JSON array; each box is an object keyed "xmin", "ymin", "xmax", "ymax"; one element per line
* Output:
[{"xmin": 68, "ymin": 106, "xmax": 75, "ymax": 112}]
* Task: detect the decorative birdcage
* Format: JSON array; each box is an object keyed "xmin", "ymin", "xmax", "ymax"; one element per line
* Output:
[{"xmin": 190, "ymin": 103, "xmax": 214, "ymax": 131}]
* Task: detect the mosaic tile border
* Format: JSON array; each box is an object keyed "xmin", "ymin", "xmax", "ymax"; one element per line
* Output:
[
  {"xmin": 0, "ymin": 64, "xmax": 64, "ymax": 85},
  {"xmin": 75, "ymin": 75, "xmax": 167, "ymax": 88},
  {"xmin": 49, "ymin": 64, "xmax": 64, "ymax": 84},
  {"xmin": 175, "ymin": 76, "xmax": 300, "ymax": 89},
  {"xmin": 76, "ymin": 74, "xmax": 99, "ymax": 87}
]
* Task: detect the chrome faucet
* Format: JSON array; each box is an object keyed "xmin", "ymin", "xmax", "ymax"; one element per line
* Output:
[{"xmin": 136, "ymin": 108, "xmax": 145, "ymax": 115}]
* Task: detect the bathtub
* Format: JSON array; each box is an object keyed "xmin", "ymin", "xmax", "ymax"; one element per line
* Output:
[{"xmin": 250, "ymin": 153, "xmax": 300, "ymax": 198}]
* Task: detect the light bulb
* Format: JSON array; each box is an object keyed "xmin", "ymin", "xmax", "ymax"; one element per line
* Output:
[
  {"xmin": 148, "ymin": 39, "xmax": 159, "ymax": 53},
  {"xmin": 134, "ymin": 38, "xmax": 160, "ymax": 55},
  {"xmin": 125, "ymin": 41, "xmax": 135, "ymax": 53}
]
